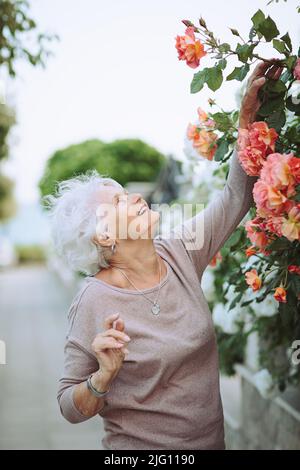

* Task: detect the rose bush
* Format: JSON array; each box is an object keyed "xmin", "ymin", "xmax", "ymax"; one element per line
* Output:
[{"xmin": 176, "ymin": 2, "xmax": 300, "ymax": 394}]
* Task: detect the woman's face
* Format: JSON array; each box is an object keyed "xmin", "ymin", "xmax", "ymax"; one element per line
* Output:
[{"xmin": 95, "ymin": 185, "xmax": 160, "ymax": 242}]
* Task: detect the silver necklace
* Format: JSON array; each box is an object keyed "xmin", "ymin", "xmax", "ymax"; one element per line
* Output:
[{"xmin": 114, "ymin": 256, "xmax": 162, "ymax": 316}]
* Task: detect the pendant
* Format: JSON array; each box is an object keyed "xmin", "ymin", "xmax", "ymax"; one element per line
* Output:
[{"xmin": 151, "ymin": 302, "xmax": 160, "ymax": 316}]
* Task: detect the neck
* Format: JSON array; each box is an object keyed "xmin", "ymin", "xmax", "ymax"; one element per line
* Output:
[{"xmin": 110, "ymin": 238, "xmax": 159, "ymax": 279}]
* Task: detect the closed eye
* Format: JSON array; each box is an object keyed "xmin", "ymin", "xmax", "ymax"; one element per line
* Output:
[{"xmin": 113, "ymin": 190, "xmax": 128, "ymax": 205}]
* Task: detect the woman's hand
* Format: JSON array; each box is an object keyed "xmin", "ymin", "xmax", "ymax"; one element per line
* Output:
[
  {"xmin": 91, "ymin": 312, "xmax": 130, "ymax": 387},
  {"xmin": 239, "ymin": 59, "xmax": 283, "ymax": 129}
]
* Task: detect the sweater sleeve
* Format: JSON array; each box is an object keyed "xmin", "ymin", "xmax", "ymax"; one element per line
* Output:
[
  {"xmin": 175, "ymin": 147, "xmax": 258, "ymax": 279},
  {"xmin": 57, "ymin": 338, "xmax": 101, "ymax": 424}
]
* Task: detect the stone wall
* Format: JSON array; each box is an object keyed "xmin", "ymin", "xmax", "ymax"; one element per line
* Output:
[{"xmin": 221, "ymin": 365, "xmax": 300, "ymax": 450}]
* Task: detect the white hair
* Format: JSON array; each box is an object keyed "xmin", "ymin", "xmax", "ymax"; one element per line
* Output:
[{"xmin": 44, "ymin": 170, "xmax": 122, "ymax": 274}]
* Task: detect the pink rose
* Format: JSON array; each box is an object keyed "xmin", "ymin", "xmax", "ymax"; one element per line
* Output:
[
  {"xmin": 245, "ymin": 216, "xmax": 269, "ymax": 249},
  {"xmin": 293, "ymin": 58, "xmax": 300, "ymax": 81},
  {"xmin": 281, "ymin": 204, "xmax": 300, "ymax": 241},
  {"xmin": 260, "ymin": 153, "xmax": 296, "ymax": 197},
  {"xmin": 248, "ymin": 121, "xmax": 278, "ymax": 153},
  {"xmin": 264, "ymin": 216, "xmax": 284, "ymax": 237},
  {"xmin": 288, "ymin": 156, "xmax": 300, "ymax": 184},
  {"xmin": 253, "ymin": 180, "xmax": 288, "ymax": 216},
  {"xmin": 238, "ymin": 147, "xmax": 266, "ymax": 176}
]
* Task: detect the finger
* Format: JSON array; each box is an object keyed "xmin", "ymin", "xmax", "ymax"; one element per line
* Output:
[
  {"xmin": 102, "ymin": 329, "xmax": 131, "ymax": 342},
  {"xmin": 103, "ymin": 312, "xmax": 120, "ymax": 330},
  {"xmin": 93, "ymin": 337, "xmax": 125, "ymax": 351},
  {"xmin": 248, "ymin": 76, "xmax": 266, "ymax": 97},
  {"xmin": 113, "ymin": 317, "xmax": 125, "ymax": 332},
  {"xmin": 248, "ymin": 61, "xmax": 270, "ymax": 86},
  {"xmin": 273, "ymin": 67, "xmax": 283, "ymax": 80},
  {"xmin": 266, "ymin": 64, "xmax": 280, "ymax": 79}
]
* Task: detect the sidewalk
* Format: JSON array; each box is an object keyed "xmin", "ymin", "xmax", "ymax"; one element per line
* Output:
[{"xmin": 0, "ymin": 265, "xmax": 104, "ymax": 450}]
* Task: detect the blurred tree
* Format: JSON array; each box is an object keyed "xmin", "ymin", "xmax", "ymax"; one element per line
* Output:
[
  {"xmin": 39, "ymin": 139, "xmax": 166, "ymax": 197},
  {"xmin": 0, "ymin": 102, "xmax": 16, "ymax": 220},
  {"xmin": 0, "ymin": 0, "xmax": 56, "ymax": 77},
  {"xmin": 0, "ymin": 0, "xmax": 56, "ymax": 220}
]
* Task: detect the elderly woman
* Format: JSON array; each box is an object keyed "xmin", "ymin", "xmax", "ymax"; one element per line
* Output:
[{"xmin": 51, "ymin": 62, "xmax": 282, "ymax": 450}]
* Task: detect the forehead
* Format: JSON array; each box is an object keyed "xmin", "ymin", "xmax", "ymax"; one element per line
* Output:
[{"xmin": 98, "ymin": 184, "xmax": 125, "ymax": 203}]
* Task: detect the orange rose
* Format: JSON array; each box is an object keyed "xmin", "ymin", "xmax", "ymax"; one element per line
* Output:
[
  {"xmin": 209, "ymin": 251, "xmax": 222, "ymax": 267},
  {"xmin": 245, "ymin": 246, "xmax": 257, "ymax": 257},
  {"xmin": 245, "ymin": 269, "xmax": 262, "ymax": 291},
  {"xmin": 192, "ymin": 128, "xmax": 218, "ymax": 160},
  {"xmin": 281, "ymin": 204, "xmax": 300, "ymax": 241},
  {"xmin": 274, "ymin": 286, "xmax": 287, "ymax": 303},
  {"xmin": 249, "ymin": 122, "xmax": 278, "ymax": 152},
  {"xmin": 175, "ymin": 27, "xmax": 206, "ymax": 69}
]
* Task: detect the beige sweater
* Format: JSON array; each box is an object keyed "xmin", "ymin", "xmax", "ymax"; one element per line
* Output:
[{"xmin": 57, "ymin": 149, "xmax": 257, "ymax": 450}]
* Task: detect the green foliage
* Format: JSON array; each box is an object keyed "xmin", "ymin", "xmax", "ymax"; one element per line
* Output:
[
  {"xmin": 39, "ymin": 138, "xmax": 166, "ymax": 197},
  {"xmin": 16, "ymin": 244, "xmax": 46, "ymax": 264},
  {"xmin": 216, "ymin": 328, "xmax": 247, "ymax": 375},
  {"xmin": 0, "ymin": 104, "xmax": 16, "ymax": 220},
  {"xmin": 182, "ymin": 3, "xmax": 300, "ymax": 389},
  {"xmin": 0, "ymin": 172, "xmax": 16, "ymax": 220},
  {"xmin": 0, "ymin": 0, "xmax": 56, "ymax": 77},
  {"xmin": 0, "ymin": 103, "xmax": 15, "ymax": 162}
]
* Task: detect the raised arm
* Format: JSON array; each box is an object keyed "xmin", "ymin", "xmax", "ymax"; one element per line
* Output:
[{"xmin": 178, "ymin": 61, "xmax": 283, "ymax": 278}]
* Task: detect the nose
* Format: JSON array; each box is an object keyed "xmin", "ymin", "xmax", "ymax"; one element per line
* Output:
[{"xmin": 130, "ymin": 193, "xmax": 143, "ymax": 204}]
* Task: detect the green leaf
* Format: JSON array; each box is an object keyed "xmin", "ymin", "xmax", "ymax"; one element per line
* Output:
[
  {"xmin": 227, "ymin": 229, "xmax": 242, "ymax": 248},
  {"xmin": 257, "ymin": 15, "xmax": 280, "ymax": 42},
  {"xmin": 251, "ymin": 9, "xmax": 265, "ymax": 29},
  {"xmin": 236, "ymin": 43, "xmax": 256, "ymax": 63},
  {"xmin": 280, "ymin": 32, "xmax": 292, "ymax": 52},
  {"xmin": 212, "ymin": 112, "xmax": 232, "ymax": 132},
  {"xmin": 226, "ymin": 64, "xmax": 250, "ymax": 81},
  {"xmin": 265, "ymin": 79, "xmax": 287, "ymax": 95},
  {"xmin": 282, "ymin": 55, "xmax": 297, "ymax": 71},
  {"xmin": 258, "ymin": 95, "xmax": 285, "ymax": 116},
  {"xmin": 280, "ymin": 69, "xmax": 293, "ymax": 84},
  {"xmin": 214, "ymin": 136, "xmax": 229, "ymax": 161},
  {"xmin": 218, "ymin": 58, "xmax": 227, "ymax": 70},
  {"xmin": 228, "ymin": 292, "xmax": 243, "ymax": 311},
  {"xmin": 219, "ymin": 43, "xmax": 231, "ymax": 53},
  {"xmin": 206, "ymin": 67, "xmax": 223, "ymax": 91},
  {"xmin": 267, "ymin": 237, "xmax": 291, "ymax": 251},
  {"xmin": 190, "ymin": 69, "xmax": 208, "ymax": 94},
  {"xmin": 272, "ymin": 39, "xmax": 288, "ymax": 55},
  {"xmin": 265, "ymin": 109, "xmax": 286, "ymax": 132}
]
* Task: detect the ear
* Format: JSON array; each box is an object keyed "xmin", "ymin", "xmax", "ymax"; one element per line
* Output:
[{"xmin": 93, "ymin": 233, "xmax": 115, "ymax": 249}]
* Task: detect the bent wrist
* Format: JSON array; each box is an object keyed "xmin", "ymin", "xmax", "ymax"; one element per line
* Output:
[{"xmin": 91, "ymin": 369, "xmax": 112, "ymax": 392}]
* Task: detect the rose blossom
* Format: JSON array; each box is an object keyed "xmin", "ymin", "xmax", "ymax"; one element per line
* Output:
[
  {"xmin": 274, "ymin": 286, "xmax": 287, "ymax": 303},
  {"xmin": 288, "ymin": 265, "xmax": 300, "ymax": 275},
  {"xmin": 238, "ymin": 147, "xmax": 266, "ymax": 176},
  {"xmin": 293, "ymin": 58, "xmax": 300, "ymax": 81},
  {"xmin": 260, "ymin": 153, "xmax": 296, "ymax": 197},
  {"xmin": 237, "ymin": 122, "xmax": 278, "ymax": 176},
  {"xmin": 281, "ymin": 204, "xmax": 300, "ymax": 241},
  {"xmin": 245, "ymin": 216, "xmax": 269, "ymax": 249},
  {"xmin": 264, "ymin": 216, "xmax": 284, "ymax": 237},
  {"xmin": 253, "ymin": 180, "xmax": 290, "ymax": 216},
  {"xmin": 288, "ymin": 156, "xmax": 300, "ymax": 184},
  {"xmin": 245, "ymin": 269, "xmax": 262, "ymax": 291},
  {"xmin": 175, "ymin": 27, "xmax": 206, "ymax": 69},
  {"xmin": 248, "ymin": 122, "xmax": 278, "ymax": 152}
]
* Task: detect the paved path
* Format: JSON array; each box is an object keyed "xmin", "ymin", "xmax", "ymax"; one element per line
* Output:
[{"xmin": 0, "ymin": 265, "xmax": 104, "ymax": 450}]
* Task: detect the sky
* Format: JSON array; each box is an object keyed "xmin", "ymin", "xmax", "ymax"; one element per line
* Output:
[{"xmin": 1, "ymin": 0, "xmax": 299, "ymax": 203}]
